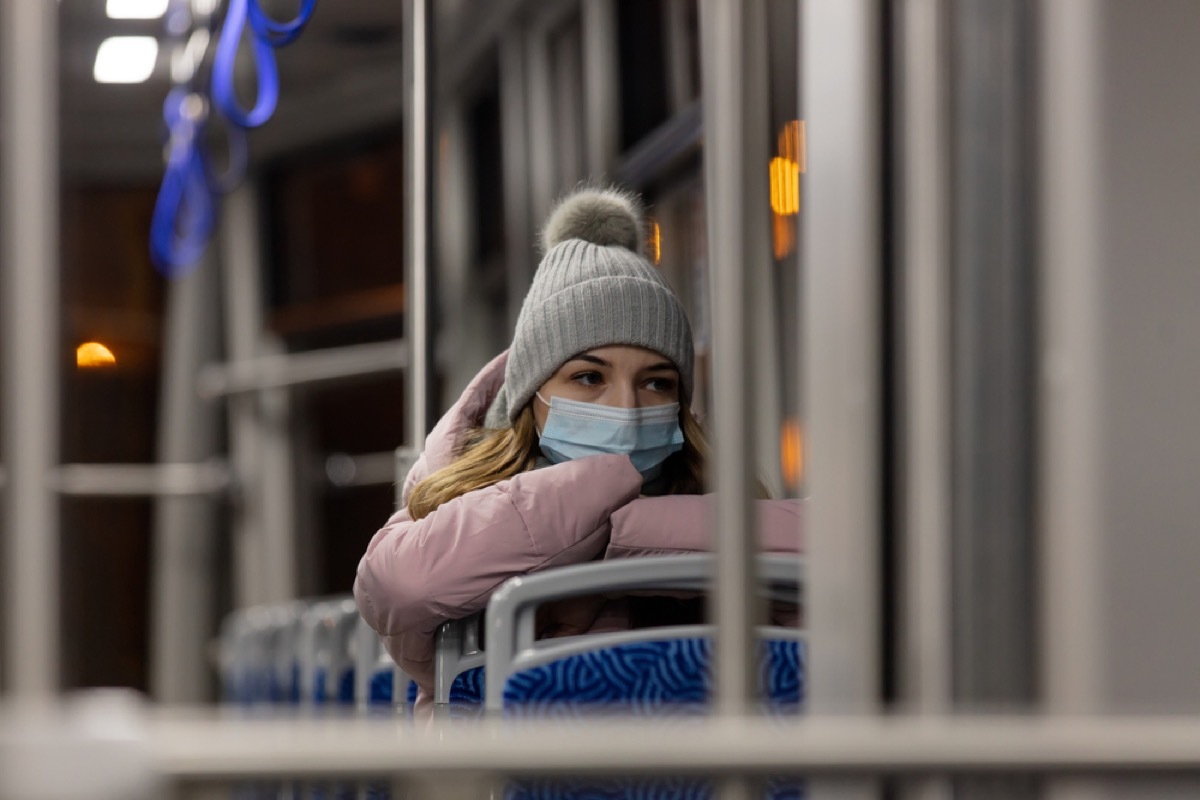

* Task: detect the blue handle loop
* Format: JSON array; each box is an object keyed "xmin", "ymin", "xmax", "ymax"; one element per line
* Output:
[
  {"xmin": 151, "ymin": 89, "xmax": 217, "ymax": 276},
  {"xmin": 247, "ymin": 0, "xmax": 316, "ymax": 46},
  {"xmin": 151, "ymin": 0, "xmax": 318, "ymax": 274},
  {"xmin": 211, "ymin": 0, "xmax": 280, "ymax": 129}
]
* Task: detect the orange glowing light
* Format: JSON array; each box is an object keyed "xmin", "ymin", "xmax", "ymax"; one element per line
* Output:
[
  {"xmin": 76, "ymin": 341, "xmax": 117, "ymax": 368},
  {"xmin": 772, "ymin": 212, "xmax": 796, "ymax": 260},
  {"xmin": 648, "ymin": 219, "xmax": 662, "ymax": 265},
  {"xmin": 781, "ymin": 418, "xmax": 804, "ymax": 490},
  {"xmin": 769, "ymin": 157, "xmax": 800, "ymax": 216},
  {"xmin": 769, "ymin": 120, "xmax": 804, "ymax": 217}
]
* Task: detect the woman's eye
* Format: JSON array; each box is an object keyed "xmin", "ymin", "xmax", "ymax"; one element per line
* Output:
[
  {"xmin": 644, "ymin": 377, "xmax": 678, "ymax": 393},
  {"xmin": 572, "ymin": 371, "xmax": 603, "ymax": 387}
]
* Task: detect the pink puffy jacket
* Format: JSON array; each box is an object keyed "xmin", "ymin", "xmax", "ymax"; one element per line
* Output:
[{"xmin": 353, "ymin": 350, "xmax": 804, "ymax": 719}]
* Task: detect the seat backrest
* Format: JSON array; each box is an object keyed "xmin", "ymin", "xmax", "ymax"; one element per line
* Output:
[
  {"xmin": 499, "ymin": 626, "xmax": 805, "ymax": 720},
  {"xmin": 218, "ymin": 608, "xmax": 259, "ymax": 704},
  {"xmin": 489, "ymin": 556, "xmax": 806, "ymax": 800},
  {"xmin": 485, "ymin": 554, "xmax": 804, "ymax": 715},
  {"xmin": 218, "ymin": 601, "xmax": 309, "ymax": 706},
  {"xmin": 299, "ymin": 597, "xmax": 360, "ymax": 707},
  {"xmin": 352, "ymin": 613, "xmax": 413, "ymax": 715},
  {"xmin": 269, "ymin": 602, "xmax": 308, "ymax": 704}
]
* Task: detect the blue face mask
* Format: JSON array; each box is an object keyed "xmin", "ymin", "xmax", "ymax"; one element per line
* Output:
[{"xmin": 536, "ymin": 394, "xmax": 685, "ymax": 480}]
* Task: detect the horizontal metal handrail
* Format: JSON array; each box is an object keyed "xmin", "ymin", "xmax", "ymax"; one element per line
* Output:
[
  {"xmin": 130, "ymin": 714, "xmax": 1200, "ymax": 780},
  {"xmin": 323, "ymin": 451, "xmax": 398, "ymax": 488},
  {"xmin": 197, "ymin": 339, "xmax": 407, "ymax": 398},
  {"xmin": 45, "ymin": 452, "xmax": 397, "ymax": 496},
  {"xmin": 48, "ymin": 462, "xmax": 231, "ymax": 497}
]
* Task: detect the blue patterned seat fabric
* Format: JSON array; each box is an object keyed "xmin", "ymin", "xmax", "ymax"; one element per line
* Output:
[
  {"xmin": 507, "ymin": 777, "xmax": 803, "ymax": 800},
  {"xmin": 447, "ymin": 666, "xmax": 487, "ymax": 719},
  {"xmin": 502, "ymin": 638, "xmax": 805, "ymax": 800},
  {"xmin": 503, "ymin": 638, "xmax": 804, "ymax": 718}
]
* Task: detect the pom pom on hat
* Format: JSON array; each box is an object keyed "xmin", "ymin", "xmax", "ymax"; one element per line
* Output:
[{"xmin": 541, "ymin": 188, "xmax": 644, "ymax": 254}]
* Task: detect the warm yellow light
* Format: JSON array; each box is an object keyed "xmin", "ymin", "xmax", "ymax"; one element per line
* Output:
[
  {"xmin": 770, "ymin": 157, "xmax": 801, "ymax": 216},
  {"xmin": 769, "ymin": 120, "xmax": 804, "ymax": 217},
  {"xmin": 77, "ymin": 342, "xmax": 117, "ymax": 368},
  {"xmin": 772, "ymin": 212, "xmax": 796, "ymax": 260},
  {"xmin": 648, "ymin": 220, "xmax": 662, "ymax": 266},
  {"xmin": 781, "ymin": 418, "xmax": 804, "ymax": 491}
]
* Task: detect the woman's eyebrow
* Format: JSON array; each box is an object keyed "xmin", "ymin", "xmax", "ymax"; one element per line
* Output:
[
  {"xmin": 565, "ymin": 355, "xmax": 677, "ymax": 371},
  {"xmin": 569, "ymin": 354, "xmax": 610, "ymax": 367}
]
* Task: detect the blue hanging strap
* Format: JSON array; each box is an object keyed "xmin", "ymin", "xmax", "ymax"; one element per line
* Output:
[
  {"xmin": 246, "ymin": 0, "xmax": 317, "ymax": 47},
  {"xmin": 211, "ymin": 0, "xmax": 280, "ymax": 129},
  {"xmin": 150, "ymin": 88, "xmax": 216, "ymax": 276},
  {"xmin": 152, "ymin": 0, "xmax": 318, "ymax": 275}
]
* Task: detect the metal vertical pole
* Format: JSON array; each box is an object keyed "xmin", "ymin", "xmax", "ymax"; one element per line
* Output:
[
  {"xmin": 949, "ymin": 0, "xmax": 1038, "ymax": 715},
  {"xmin": 897, "ymin": 0, "xmax": 952, "ymax": 718},
  {"xmin": 664, "ymin": 0, "xmax": 697, "ymax": 114},
  {"xmin": 947, "ymin": 10, "xmax": 1040, "ymax": 795},
  {"xmin": 500, "ymin": 31, "xmax": 533, "ymax": 334},
  {"xmin": 525, "ymin": 30, "xmax": 556, "ymax": 229},
  {"xmin": 150, "ymin": 255, "xmax": 222, "ymax": 702},
  {"xmin": 1, "ymin": 0, "xmax": 61, "ymax": 697},
  {"xmin": 751, "ymin": 256, "xmax": 785, "ymax": 500},
  {"xmin": 803, "ymin": 4, "xmax": 882, "ymax": 795},
  {"xmin": 437, "ymin": 104, "xmax": 491, "ymax": 400},
  {"xmin": 1041, "ymin": 6, "xmax": 1200, "ymax": 800},
  {"xmin": 897, "ymin": 3, "xmax": 952, "ymax": 800},
  {"xmin": 699, "ymin": 0, "xmax": 765, "ymax": 724},
  {"xmin": 1039, "ymin": 5, "xmax": 1104, "ymax": 800},
  {"xmin": 222, "ymin": 183, "xmax": 297, "ymax": 607},
  {"xmin": 223, "ymin": 191, "xmax": 265, "ymax": 609},
  {"xmin": 802, "ymin": 0, "xmax": 882, "ymax": 715},
  {"xmin": 404, "ymin": 0, "xmax": 436, "ymax": 452},
  {"xmin": 582, "ymin": 0, "xmax": 619, "ymax": 179},
  {"xmin": 1038, "ymin": 0, "xmax": 1105, "ymax": 721}
]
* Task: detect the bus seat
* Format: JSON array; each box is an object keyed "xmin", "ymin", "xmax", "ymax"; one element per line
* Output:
[{"xmin": 483, "ymin": 555, "xmax": 806, "ymax": 800}]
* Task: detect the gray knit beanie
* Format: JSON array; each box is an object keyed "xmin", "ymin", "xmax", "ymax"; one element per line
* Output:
[{"xmin": 484, "ymin": 187, "xmax": 694, "ymax": 427}]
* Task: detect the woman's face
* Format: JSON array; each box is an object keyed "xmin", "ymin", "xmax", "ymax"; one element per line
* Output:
[{"xmin": 532, "ymin": 344, "xmax": 681, "ymax": 430}]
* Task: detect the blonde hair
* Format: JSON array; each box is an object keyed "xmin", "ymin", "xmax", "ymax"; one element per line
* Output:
[{"xmin": 407, "ymin": 400, "xmax": 710, "ymax": 521}]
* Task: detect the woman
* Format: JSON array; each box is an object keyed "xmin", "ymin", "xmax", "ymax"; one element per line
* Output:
[{"xmin": 354, "ymin": 187, "xmax": 802, "ymax": 719}]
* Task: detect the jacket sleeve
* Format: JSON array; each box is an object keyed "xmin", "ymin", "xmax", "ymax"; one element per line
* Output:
[
  {"xmin": 603, "ymin": 495, "xmax": 804, "ymax": 558},
  {"xmin": 353, "ymin": 453, "xmax": 644, "ymax": 642}
]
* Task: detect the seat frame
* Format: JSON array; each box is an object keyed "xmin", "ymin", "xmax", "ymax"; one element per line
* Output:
[{"xmin": 482, "ymin": 554, "xmax": 804, "ymax": 714}]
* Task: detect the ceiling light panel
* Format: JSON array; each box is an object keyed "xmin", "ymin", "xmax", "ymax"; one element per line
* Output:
[
  {"xmin": 106, "ymin": 0, "xmax": 169, "ymax": 20},
  {"xmin": 94, "ymin": 36, "xmax": 159, "ymax": 84}
]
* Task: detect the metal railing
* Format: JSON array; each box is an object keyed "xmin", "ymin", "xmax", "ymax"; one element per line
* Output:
[
  {"xmin": 140, "ymin": 715, "xmax": 1200, "ymax": 780},
  {"xmin": 196, "ymin": 339, "xmax": 408, "ymax": 398},
  {"xmin": 47, "ymin": 463, "xmax": 233, "ymax": 498},
  {"xmin": 4, "ymin": 707, "xmax": 1200, "ymax": 792}
]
